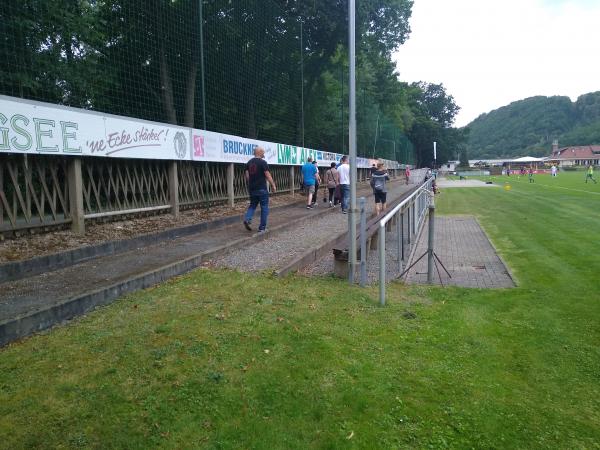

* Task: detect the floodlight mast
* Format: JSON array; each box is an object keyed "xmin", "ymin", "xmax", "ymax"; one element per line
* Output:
[{"xmin": 348, "ymin": 0, "xmax": 357, "ymax": 283}]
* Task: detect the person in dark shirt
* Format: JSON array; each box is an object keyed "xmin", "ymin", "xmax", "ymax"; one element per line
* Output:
[
  {"xmin": 243, "ymin": 147, "xmax": 277, "ymax": 232},
  {"xmin": 370, "ymin": 162, "xmax": 390, "ymax": 215}
]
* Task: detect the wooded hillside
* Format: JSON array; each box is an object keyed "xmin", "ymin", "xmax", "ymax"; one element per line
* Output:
[{"xmin": 466, "ymin": 92, "xmax": 600, "ymax": 158}]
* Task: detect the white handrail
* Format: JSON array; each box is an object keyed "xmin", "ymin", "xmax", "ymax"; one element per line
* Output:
[{"xmin": 378, "ymin": 176, "xmax": 434, "ymax": 305}]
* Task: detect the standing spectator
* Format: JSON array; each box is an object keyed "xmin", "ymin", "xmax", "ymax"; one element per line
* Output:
[
  {"xmin": 243, "ymin": 147, "xmax": 276, "ymax": 233},
  {"xmin": 370, "ymin": 162, "xmax": 390, "ymax": 215},
  {"xmin": 301, "ymin": 157, "xmax": 318, "ymax": 209},
  {"xmin": 585, "ymin": 164, "xmax": 597, "ymax": 184},
  {"xmin": 325, "ymin": 162, "xmax": 340, "ymax": 207},
  {"xmin": 311, "ymin": 160, "xmax": 321, "ymax": 206},
  {"xmin": 405, "ymin": 166, "xmax": 411, "ymax": 185},
  {"xmin": 338, "ymin": 155, "xmax": 350, "ymax": 214}
]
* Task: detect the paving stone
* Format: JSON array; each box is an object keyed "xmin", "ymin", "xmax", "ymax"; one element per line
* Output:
[{"xmin": 404, "ymin": 216, "xmax": 515, "ymax": 288}]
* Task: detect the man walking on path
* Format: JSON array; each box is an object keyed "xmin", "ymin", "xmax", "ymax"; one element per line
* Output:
[
  {"xmin": 338, "ymin": 155, "xmax": 350, "ymax": 214},
  {"xmin": 585, "ymin": 165, "xmax": 597, "ymax": 184},
  {"xmin": 301, "ymin": 157, "xmax": 319, "ymax": 209},
  {"xmin": 370, "ymin": 162, "xmax": 390, "ymax": 215},
  {"xmin": 243, "ymin": 147, "xmax": 276, "ymax": 233},
  {"xmin": 405, "ymin": 166, "xmax": 411, "ymax": 185}
]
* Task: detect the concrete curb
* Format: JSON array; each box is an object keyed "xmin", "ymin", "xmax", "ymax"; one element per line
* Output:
[
  {"xmin": 0, "ymin": 198, "xmax": 343, "ymax": 347},
  {"xmin": 274, "ymin": 231, "xmax": 348, "ymax": 277},
  {"xmin": 274, "ymin": 186, "xmax": 416, "ymax": 278},
  {"xmin": 472, "ymin": 215, "xmax": 518, "ymax": 287},
  {"xmin": 0, "ymin": 180, "xmax": 411, "ymax": 346},
  {"xmin": 0, "ymin": 200, "xmax": 306, "ymax": 284}
]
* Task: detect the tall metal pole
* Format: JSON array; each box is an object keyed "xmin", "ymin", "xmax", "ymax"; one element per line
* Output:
[
  {"xmin": 199, "ymin": 0, "xmax": 207, "ymax": 129},
  {"xmin": 300, "ymin": 20, "xmax": 305, "ymax": 149},
  {"xmin": 348, "ymin": 0, "xmax": 357, "ymax": 283}
]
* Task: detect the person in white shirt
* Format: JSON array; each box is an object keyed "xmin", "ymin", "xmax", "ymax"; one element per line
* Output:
[{"xmin": 337, "ymin": 155, "xmax": 350, "ymax": 214}]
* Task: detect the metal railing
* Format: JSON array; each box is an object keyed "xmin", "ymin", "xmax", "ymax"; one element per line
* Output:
[{"xmin": 377, "ymin": 176, "xmax": 435, "ymax": 305}]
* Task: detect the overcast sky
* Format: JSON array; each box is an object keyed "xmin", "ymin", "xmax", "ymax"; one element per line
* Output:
[{"xmin": 393, "ymin": 0, "xmax": 600, "ymax": 127}]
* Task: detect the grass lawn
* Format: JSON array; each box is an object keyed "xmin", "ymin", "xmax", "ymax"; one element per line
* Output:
[{"xmin": 1, "ymin": 172, "xmax": 599, "ymax": 449}]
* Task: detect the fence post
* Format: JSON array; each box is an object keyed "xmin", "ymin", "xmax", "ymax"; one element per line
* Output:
[
  {"xmin": 290, "ymin": 166, "xmax": 295, "ymax": 196},
  {"xmin": 227, "ymin": 162, "xmax": 235, "ymax": 207},
  {"xmin": 378, "ymin": 225, "xmax": 386, "ymax": 306},
  {"xmin": 359, "ymin": 197, "xmax": 367, "ymax": 286},
  {"xmin": 169, "ymin": 161, "xmax": 179, "ymax": 218},
  {"xmin": 68, "ymin": 157, "xmax": 85, "ymax": 234}
]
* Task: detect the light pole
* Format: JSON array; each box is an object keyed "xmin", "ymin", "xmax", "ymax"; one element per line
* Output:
[{"xmin": 348, "ymin": 0, "xmax": 357, "ymax": 283}]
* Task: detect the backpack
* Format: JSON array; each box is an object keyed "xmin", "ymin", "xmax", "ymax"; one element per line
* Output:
[{"xmin": 371, "ymin": 174, "xmax": 385, "ymax": 192}]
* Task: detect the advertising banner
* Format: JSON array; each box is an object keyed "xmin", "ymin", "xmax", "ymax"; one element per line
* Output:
[
  {"xmin": 1, "ymin": 95, "xmax": 401, "ymax": 169},
  {"xmin": 190, "ymin": 128, "xmax": 394, "ymax": 169},
  {"xmin": 0, "ymin": 95, "xmax": 190, "ymax": 160}
]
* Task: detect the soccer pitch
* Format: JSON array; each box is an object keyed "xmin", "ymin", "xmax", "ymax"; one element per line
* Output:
[{"xmin": 0, "ymin": 171, "xmax": 599, "ymax": 448}]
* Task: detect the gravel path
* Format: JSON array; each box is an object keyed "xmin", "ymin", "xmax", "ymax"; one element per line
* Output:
[
  {"xmin": 301, "ymin": 199, "xmax": 418, "ymax": 284},
  {"xmin": 0, "ymin": 193, "xmax": 301, "ymax": 264},
  {"xmin": 211, "ymin": 181, "xmax": 413, "ymax": 273}
]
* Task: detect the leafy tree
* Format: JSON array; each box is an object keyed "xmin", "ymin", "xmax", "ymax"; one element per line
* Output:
[
  {"xmin": 1, "ymin": 0, "xmax": 475, "ymax": 167},
  {"xmin": 405, "ymin": 82, "xmax": 462, "ymax": 166}
]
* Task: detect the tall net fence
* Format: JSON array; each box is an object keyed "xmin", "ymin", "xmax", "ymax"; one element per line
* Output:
[{"xmin": 0, "ymin": 0, "xmax": 415, "ymax": 164}]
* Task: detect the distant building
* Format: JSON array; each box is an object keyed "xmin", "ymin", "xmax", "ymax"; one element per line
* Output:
[
  {"xmin": 439, "ymin": 160, "xmax": 459, "ymax": 173},
  {"xmin": 549, "ymin": 142, "xmax": 600, "ymax": 167},
  {"xmin": 468, "ymin": 159, "xmax": 506, "ymax": 167}
]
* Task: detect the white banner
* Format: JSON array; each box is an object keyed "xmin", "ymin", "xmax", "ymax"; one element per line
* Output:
[
  {"xmin": 0, "ymin": 95, "xmax": 190, "ymax": 160},
  {"xmin": 1, "ymin": 95, "xmax": 401, "ymax": 169}
]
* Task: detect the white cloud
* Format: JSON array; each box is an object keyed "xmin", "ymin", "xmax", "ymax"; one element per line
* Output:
[{"xmin": 393, "ymin": 0, "xmax": 600, "ymax": 127}]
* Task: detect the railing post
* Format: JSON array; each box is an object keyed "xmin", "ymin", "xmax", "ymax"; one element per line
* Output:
[
  {"xmin": 412, "ymin": 200, "xmax": 418, "ymax": 240},
  {"xmin": 290, "ymin": 165, "xmax": 295, "ymax": 196},
  {"xmin": 227, "ymin": 162, "xmax": 235, "ymax": 207},
  {"xmin": 378, "ymin": 225, "xmax": 386, "ymax": 306},
  {"xmin": 359, "ymin": 197, "xmax": 367, "ymax": 286},
  {"xmin": 169, "ymin": 161, "xmax": 180, "ymax": 218},
  {"xmin": 400, "ymin": 211, "xmax": 405, "ymax": 261},
  {"xmin": 397, "ymin": 210, "xmax": 402, "ymax": 273},
  {"xmin": 427, "ymin": 205, "xmax": 435, "ymax": 284},
  {"xmin": 68, "ymin": 157, "xmax": 85, "ymax": 234},
  {"xmin": 406, "ymin": 206, "xmax": 411, "ymax": 245}
]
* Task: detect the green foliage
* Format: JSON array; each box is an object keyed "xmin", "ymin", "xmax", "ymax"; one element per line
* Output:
[
  {"xmin": 405, "ymin": 82, "xmax": 463, "ymax": 166},
  {"xmin": 1, "ymin": 0, "xmax": 467, "ymax": 166},
  {"xmin": 466, "ymin": 93, "xmax": 600, "ymax": 159}
]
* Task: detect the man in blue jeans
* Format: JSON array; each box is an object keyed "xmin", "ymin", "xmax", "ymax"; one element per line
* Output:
[
  {"xmin": 337, "ymin": 155, "xmax": 350, "ymax": 214},
  {"xmin": 301, "ymin": 157, "xmax": 319, "ymax": 209},
  {"xmin": 243, "ymin": 147, "xmax": 277, "ymax": 233}
]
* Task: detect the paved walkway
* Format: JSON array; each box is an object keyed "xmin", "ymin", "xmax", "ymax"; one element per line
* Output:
[{"xmin": 404, "ymin": 216, "xmax": 515, "ymax": 288}]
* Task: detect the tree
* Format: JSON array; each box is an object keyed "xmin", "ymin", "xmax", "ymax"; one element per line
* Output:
[{"xmin": 405, "ymin": 82, "xmax": 463, "ymax": 166}]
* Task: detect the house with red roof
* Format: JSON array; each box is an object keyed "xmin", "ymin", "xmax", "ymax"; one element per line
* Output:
[{"xmin": 549, "ymin": 141, "xmax": 600, "ymax": 167}]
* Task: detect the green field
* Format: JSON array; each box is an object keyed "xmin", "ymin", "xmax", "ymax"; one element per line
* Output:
[{"xmin": 1, "ymin": 172, "xmax": 599, "ymax": 449}]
